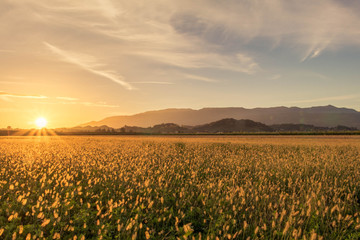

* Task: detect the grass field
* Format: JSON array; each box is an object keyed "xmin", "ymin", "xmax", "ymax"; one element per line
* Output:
[{"xmin": 1, "ymin": 136, "xmax": 360, "ymax": 239}]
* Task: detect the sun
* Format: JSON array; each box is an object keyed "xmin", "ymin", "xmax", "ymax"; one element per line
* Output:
[{"xmin": 35, "ymin": 117, "xmax": 48, "ymax": 128}]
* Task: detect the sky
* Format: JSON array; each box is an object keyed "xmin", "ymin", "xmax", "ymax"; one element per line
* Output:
[{"xmin": 1, "ymin": 0, "xmax": 360, "ymax": 128}]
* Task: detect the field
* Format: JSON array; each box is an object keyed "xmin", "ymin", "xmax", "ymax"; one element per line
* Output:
[{"xmin": 1, "ymin": 136, "xmax": 360, "ymax": 239}]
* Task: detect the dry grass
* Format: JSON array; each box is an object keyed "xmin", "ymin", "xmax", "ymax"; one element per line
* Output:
[{"xmin": 1, "ymin": 136, "xmax": 360, "ymax": 239}]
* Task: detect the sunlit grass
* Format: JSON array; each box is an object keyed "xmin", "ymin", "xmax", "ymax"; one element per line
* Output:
[{"xmin": 0, "ymin": 136, "xmax": 360, "ymax": 239}]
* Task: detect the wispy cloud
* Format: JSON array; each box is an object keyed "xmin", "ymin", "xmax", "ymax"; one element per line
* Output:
[
  {"xmin": 132, "ymin": 51, "xmax": 259, "ymax": 74},
  {"xmin": 54, "ymin": 96, "xmax": 120, "ymax": 108},
  {"xmin": 290, "ymin": 94, "xmax": 359, "ymax": 104},
  {"xmin": 95, "ymin": 0, "xmax": 120, "ymax": 20},
  {"xmin": 301, "ymin": 42, "xmax": 332, "ymax": 62},
  {"xmin": 168, "ymin": 0, "xmax": 360, "ymax": 61},
  {"xmin": 0, "ymin": 91, "xmax": 119, "ymax": 108},
  {"xmin": 184, "ymin": 74, "xmax": 218, "ymax": 83},
  {"xmin": 131, "ymin": 81, "xmax": 174, "ymax": 85},
  {"xmin": 6, "ymin": 0, "xmax": 360, "ymax": 64},
  {"xmin": 0, "ymin": 77, "xmax": 34, "ymax": 86},
  {"xmin": 32, "ymin": 1, "xmax": 261, "ymax": 74},
  {"xmin": 56, "ymin": 96, "xmax": 79, "ymax": 101},
  {"xmin": 270, "ymin": 74, "xmax": 282, "ymax": 80},
  {"xmin": 0, "ymin": 91, "xmax": 47, "ymax": 99},
  {"xmin": 0, "ymin": 81, "xmax": 25, "ymax": 85},
  {"xmin": 53, "ymin": 99, "xmax": 120, "ymax": 108},
  {"xmin": 44, "ymin": 42, "xmax": 133, "ymax": 90},
  {"xmin": 81, "ymin": 101, "xmax": 120, "ymax": 108}
]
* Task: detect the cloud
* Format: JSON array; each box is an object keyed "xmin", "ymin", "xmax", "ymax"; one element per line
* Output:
[
  {"xmin": 56, "ymin": 96, "xmax": 79, "ymax": 101},
  {"xmin": 2, "ymin": 0, "xmax": 360, "ymax": 102},
  {"xmin": 169, "ymin": 0, "xmax": 360, "ymax": 61},
  {"xmin": 5, "ymin": 1, "xmax": 360, "ymax": 62},
  {"xmin": 44, "ymin": 42, "xmax": 133, "ymax": 90},
  {"xmin": 131, "ymin": 81, "xmax": 174, "ymax": 85},
  {"xmin": 53, "ymin": 96, "xmax": 120, "ymax": 108},
  {"xmin": 0, "ymin": 81, "xmax": 26, "ymax": 85},
  {"xmin": 0, "ymin": 91, "xmax": 119, "ymax": 108},
  {"xmin": 0, "ymin": 91, "xmax": 47, "ymax": 99},
  {"xmin": 53, "ymin": 99, "xmax": 120, "ymax": 108},
  {"xmin": 184, "ymin": 74, "xmax": 218, "ymax": 83},
  {"xmin": 290, "ymin": 94, "xmax": 359, "ymax": 104},
  {"xmin": 81, "ymin": 101, "xmax": 120, "ymax": 108},
  {"xmin": 132, "ymin": 50, "xmax": 259, "ymax": 74},
  {"xmin": 21, "ymin": 1, "xmax": 260, "ymax": 74},
  {"xmin": 95, "ymin": 0, "xmax": 120, "ymax": 20},
  {"xmin": 270, "ymin": 74, "xmax": 282, "ymax": 80}
]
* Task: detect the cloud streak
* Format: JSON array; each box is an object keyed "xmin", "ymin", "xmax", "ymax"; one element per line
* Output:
[
  {"xmin": 56, "ymin": 96, "xmax": 79, "ymax": 101},
  {"xmin": 270, "ymin": 74, "xmax": 282, "ymax": 80},
  {"xmin": 290, "ymin": 94, "xmax": 359, "ymax": 104},
  {"xmin": 44, "ymin": 42, "xmax": 133, "ymax": 90},
  {"xmin": 53, "ymin": 99, "xmax": 120, "ymax": 108},
  {"xmin": 0, "ymin": 91, "xmax": 47, "ymax": 99},
  {"xmin": 132, "ymin": 51, "xmax": 259, "ymax": 74},
  {"xmin": 131, "ymin": 81, "xmax": 174, "ymax": 85},
  {"xmin": 81, "ymin": 101, "xmax": 120, "ymax": 108},
  {"xmin": 0, "ymin": 91, "xmax": 120, "ymax": 108},
  {"xmin": 184, "ymin": 74, "xmax": 218, "ymax": 83}
]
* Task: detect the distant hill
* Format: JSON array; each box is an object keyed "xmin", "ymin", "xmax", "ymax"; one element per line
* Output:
[
  {"xmin": 193, "ymin": 118, "xmax": 272, "ymax": 133},
  {"xmin": 119, "ymin": 123, "xmax": 188, "ymax": 134},
  {"xmin": 63, "ymin": 118, "xmax": 359, "ymax": 135},
  {"xmin": 151, "ymin": 123, "xmax": 188, "ymax": 133},
  {"xmin": 80, "ymin": 105, "xmax": 360, "ymax": 129},
  {"xmin": 56, "ymin": 125, "xmax": 114, "ymax": 133}
]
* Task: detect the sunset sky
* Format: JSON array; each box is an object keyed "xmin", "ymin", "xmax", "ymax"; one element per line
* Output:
[{"xmin": 1, "ymin": 0, "xmax": 360, "ymax": 128}]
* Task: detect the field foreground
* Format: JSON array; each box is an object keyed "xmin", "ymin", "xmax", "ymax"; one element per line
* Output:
[{"xmin": 1, "ymin": 136, "xmax": 360, "ymax": 239}]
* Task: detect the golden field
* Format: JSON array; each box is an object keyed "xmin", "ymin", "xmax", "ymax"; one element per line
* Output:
[{"xmin": 1, "ymin": 136, "xmax": 360, "ymax": 239}]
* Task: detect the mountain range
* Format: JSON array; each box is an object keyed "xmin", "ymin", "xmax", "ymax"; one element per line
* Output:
[
  {"xmin": 81, "ymin": 105, "xmax": 360, "ymax": 129},
  {"xmin": 64, "ymin": 118, "xmax": 358, "ymax": 135}
]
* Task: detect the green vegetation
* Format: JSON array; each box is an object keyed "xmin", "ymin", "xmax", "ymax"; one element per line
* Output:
[{"xmin": 1, "ymin": 136, "xmax": 360, "ymax": 239}]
